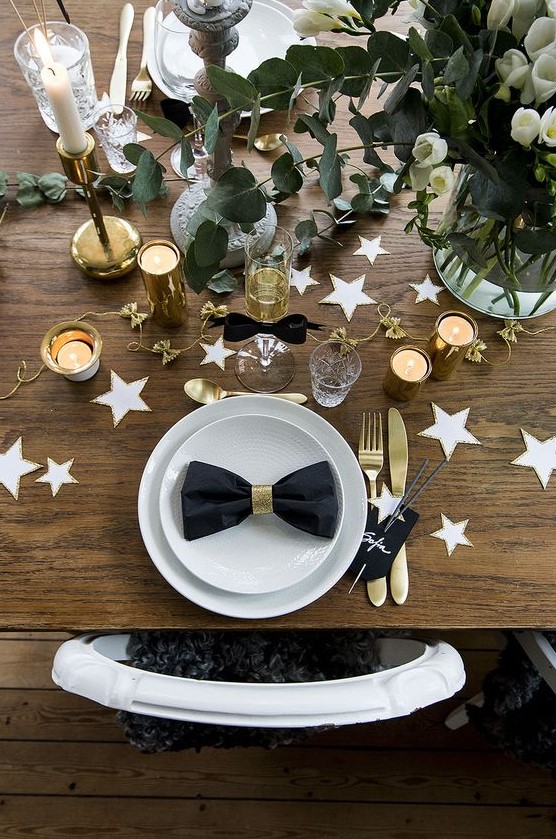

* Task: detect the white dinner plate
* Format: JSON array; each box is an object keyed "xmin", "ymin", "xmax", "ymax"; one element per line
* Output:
[
  {"xmin": 147, "ymin": 0, "xmax": 315, "ymax": 106},
  {"xmin": 138, "ymin": 396, "xmax": 367, "ymax": 618},
  {"xmin": 159, "ymin": 414, "xmax": 344, "ymax": 594}
]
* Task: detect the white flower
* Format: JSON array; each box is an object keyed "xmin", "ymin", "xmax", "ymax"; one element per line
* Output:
[
  {"xmin": 539, "ymin": 105, "xmax": 556, "ymax": 145},
  {"xmin": 511, "ymin": 0, "xmax": 545, "ymax": 40},
  {"xmin": 547, "ymin": 0, "xmax": 556, "ymax": 19},
  {"xmin": 429, "ymin": 165, "xmax": 456, "ymax": 195},
  {"xmin": 524, "ymin": 16, "xmax": 556, "ymax": 60},
  {"xmin": 531, "ymin": 52, "xmax": 556, "ymax": 101},
  {"xmin": 303, "ymin": 0, "xmax": 358, "ymax": 16},
  {"xmin": 409, "ymin": 163, "xmax": 432, "ymax": 191},
  {"xmin": 487, "ymin": 0, "xmax": 515, "ymax": 30},
  {"xmin": 412, "ymin": 132, "xmax": 448, "ymax": 167},
  {"xmin": 510, "ymin": 106, "xmax": 541, "ymax": 144},
  {"xmin": 293, "ymin": 8, "xmax": 339, "ymax": 36},
  {"xmin": 496, "ymin": 48, "xmax": 531, "ymax": 89}
]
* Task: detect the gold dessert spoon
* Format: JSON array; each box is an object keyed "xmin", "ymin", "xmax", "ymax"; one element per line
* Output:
[
  {"xmin": 184, "ymin": 378, "xmax": 307, "ymax": 404},
  {"xmin": 233, "ymin": 133, "xmax": 286, "ymax": 152}
]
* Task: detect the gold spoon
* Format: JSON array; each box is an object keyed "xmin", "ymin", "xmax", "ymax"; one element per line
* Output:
[
  {"xmin": 233, "ymin": 133, "xmax": 286, "ymax": 152},
  {"xmin": 184, "ymin": 378, "xmax": 307, "ymax": 404}
]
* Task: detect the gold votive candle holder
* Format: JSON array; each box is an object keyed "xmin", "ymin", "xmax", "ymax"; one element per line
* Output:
[
  {"xmin": 40, "ymin": 320, "xmax": 102, "ymax": 382},
  {"xmin": 383, "ymin": 345, "xmax": 432, "ymax": 402},
  {"xmin": 137, "ymin": 239, "xmax": 188, "ymax": 328},
  {"xmin": 427, "ymin": 310, "xmax": 478, "ymax": 380}
]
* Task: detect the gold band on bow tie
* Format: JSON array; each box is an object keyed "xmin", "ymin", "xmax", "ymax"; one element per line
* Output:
[{"xmin": 251, "ymin": 484, "xmax": 273, "ymax": 515}]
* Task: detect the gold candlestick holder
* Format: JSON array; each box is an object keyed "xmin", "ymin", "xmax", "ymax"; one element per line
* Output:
[{"xmin": 56, "ymin": 134, "xmax": 142, "ymax": 280}]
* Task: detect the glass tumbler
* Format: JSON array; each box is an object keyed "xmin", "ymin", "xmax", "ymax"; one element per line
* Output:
[
  {"xmin": 309, "ymin": 341, "xmax": 362, "ymax": 407},
  {"xmin": 154, "ymin": 0, "xmax": 196, "ymax": 100},
  {"xmin": 14, "ymin": 22, "xmax": 98, "ymax": 132},
  {"xmin": 93, "ymin": 105, "xmax": 138, "ymax": 174}
]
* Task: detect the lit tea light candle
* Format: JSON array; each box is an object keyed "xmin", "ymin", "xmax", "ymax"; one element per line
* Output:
[
  {"xmin": 138, "ymin": 239, "xmax": 188, "ymax": 328},
  {"xmin": 384, "ymin": 346, "xmax": 431, "ymax": 401},
  {"xmin": 428, "ymin": 310, "xmax": 478, "ymax": 380},
  {"xmin": 41, "ymin": 322, "xmax": 102, "ymax": 382}
]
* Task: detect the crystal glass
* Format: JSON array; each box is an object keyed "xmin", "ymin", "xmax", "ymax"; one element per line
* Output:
[
  {"xmin": 235, "ymin": 225, "xmax": 295, "ymax": 393},
  {"xmin": 14, "ymin": 22, "xmax": 98, "ymax": 132},
  {"xmin": 309, "ymin": 341, "xmax": 362, "ymax": 408},
  {"xmin": 154, "ymin": 0, "xmax": 196, "ymax": 100},
  {"xmin": 93, "ymin": 105, "xmax": 138, "ymax": 174}
]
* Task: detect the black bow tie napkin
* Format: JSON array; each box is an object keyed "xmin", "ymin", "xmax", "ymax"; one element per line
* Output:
[
  {"xmin": 181, "ymin": 460, "xmax": 338, "ymax": 540},
  {"xmin": 210, "ymin": 313, "xmax": 323, "ymax": 345}
]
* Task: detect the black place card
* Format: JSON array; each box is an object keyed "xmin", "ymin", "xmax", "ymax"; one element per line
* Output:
[{"xmin": 348, "ymin": 505, "xmax": 420, "ymax": 582}]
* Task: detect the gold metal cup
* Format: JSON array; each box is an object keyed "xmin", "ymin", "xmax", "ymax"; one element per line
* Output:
[
  {"xmin": 40, "ymin": 320, "xmax": 102, "ymax": 381},
  {"xmin": 56, "ymin": 134, "xmax": 142, "ymax": 280},
  {"xmin": 137, "ymin": 239, "xmax": 188, "ymax": 328},
  {"xmin": 383, "ymin": 345, "xmax": 432, "ymax": 402},
  {"xmin": 427, "ymin": 310, "xmax": 478, "ymax": 380}
]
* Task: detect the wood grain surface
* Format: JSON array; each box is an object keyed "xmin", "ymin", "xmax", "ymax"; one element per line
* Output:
[{"xmin": 1, "ymin": 1, "xmax": 555, "ymax": 630}]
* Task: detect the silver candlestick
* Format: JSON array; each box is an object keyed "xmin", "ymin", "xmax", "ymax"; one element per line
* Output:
[{"xmin": 170, "ymin": 0, "xmax": 276, "ymax": 267}]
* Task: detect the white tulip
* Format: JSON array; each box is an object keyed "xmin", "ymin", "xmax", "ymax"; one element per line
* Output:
[
  {"xmin": 531, "ymin": 52, "xmax": 556, "ymax": 101},
  {"xmin": 511, "ymin": 0, "xmax": 544, "ymax": 40},
  {"xmin": 487, "ymin": 0, "xmax": 515, "ymax": 30},
  {"xmin": 304, "ymin": 0, "xmax": 358, "ymax": 17},
  {"xmin": 496, "ymin": 49, "xmax": 531, "ymax": 90},
  {"xmin": 429, "ymin": 165, "xmax": 456, "ymax": 196},
  {"xmin": 524, "ymin": 16, "xmax": 556, "ymax": 60},
  {"xmin": 409, "ymin": 163, "xmax": 432, "ymax": 191},
  {"xmin": 293, "ymin": 9, "xmax": 339, "ymax": 36},
  {"xmin": 412, "ymin": 132, "xmax": 448, "ymax": 167},
  {"xmin": 539, "ymin": 105, "xmax": 556, "ymax": 144},
  {"xmin": 510, "ymin": 106, "xmax": 542, "ymax": 145}
]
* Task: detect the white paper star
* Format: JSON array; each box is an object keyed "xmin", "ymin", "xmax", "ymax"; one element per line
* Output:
[
  {"xmin": 353, "ymin": 235, "xmax": 389, "ymax": 265},
  {"xmin": 290, "ymin": 266, "xmax": 319, "ymax": 295},
  {"xmin": 371, "ymin": 485, "xmax": 403, "ymax": 522},
  {"xmin": 418, "ymin": 403, "xmax": 481, "ymax": 461},
  {"xmin": 409, "ymin": 274, "xmax": 445, "ymax": 305},
  {"xmin": 200, "ymin": 336, "xmax": 237, "ymax": 370},
  {"xmin": 431, "ymin": 514, "xmax": 473, "ymax": 557},
  {"xmin": 91, "ymin": 371, "xmax": 151, "ymax": 427},
  {"xmin": 0, "ymin": 438, "xmax": 41, "ymax": 500},
  {"xmin": 511, "ymin": 428, "xmax": 556, "ymax": 489},
  {"xmin": 319, "ymin": 274, "xmax": 376, "ymax": 321},
  {"xmin": 35, "ymin": 457, "xmax": 78, "ymax": 497}
]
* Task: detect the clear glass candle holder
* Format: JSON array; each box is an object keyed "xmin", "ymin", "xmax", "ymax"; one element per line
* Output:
[
  {"xmin": 309, "ymin": 341, "xmax": 362, "ymax": 408},
  {"xmin": 14, "ymin": 22, "xmax": 98, "ymax": 132},
  {"xmin": 93, "ymin": 104, "xmax": 138, "ymax": 174}
]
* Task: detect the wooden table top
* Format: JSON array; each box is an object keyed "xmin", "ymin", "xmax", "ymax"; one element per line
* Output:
[{"xmin": 1, "ymin": 0, "xmax": 555, "ymax": 631}]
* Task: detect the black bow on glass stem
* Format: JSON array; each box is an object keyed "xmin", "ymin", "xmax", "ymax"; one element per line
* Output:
[
  {"xmin": 210, "ymin": 313, "xmax": 323, "ymax": 345},
  {"xmin": 181, "ymin": 460, "xmax": 338, "ymax": 540}
]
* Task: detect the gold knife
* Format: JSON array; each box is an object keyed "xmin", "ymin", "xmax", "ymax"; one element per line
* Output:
[
  {"xmin": 109, "ymin": 3, "xmax": 135, "ymax": 114},
  {"xmin": 388, "ymin": 407, "xmax": 409, "ymax": 605}
]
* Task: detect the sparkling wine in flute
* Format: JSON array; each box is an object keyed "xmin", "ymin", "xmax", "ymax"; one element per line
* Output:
[{"xmin": 245, "ymin": 267, "xmax": 289, "ymax": 322}]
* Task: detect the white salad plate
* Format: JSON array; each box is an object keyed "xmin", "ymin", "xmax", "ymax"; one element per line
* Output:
[
  {"xmin": 147, "ymin": 0, "xmax": 315, "ymax": 105},
  {"xmin": 158, "ymin": 414, "xmax": 344, "ymax": 595},
  {"xmin": 138, "ymin": 396, "xmax": 367, "ymax": 618}
]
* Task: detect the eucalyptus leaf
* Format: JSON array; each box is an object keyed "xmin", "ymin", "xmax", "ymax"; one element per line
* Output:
[
  {"xmin": 513, "ymin": 228, "xmax": 556, "ymax": 255},
  {"xmin": 179, "ymin": 137, "xmax": 195, "ymax": 175},
  {"xmin": 335, "ymin": 45, "xmax": 373, "ymax": 98},
  {"xmin": 132, "ymin": 109, "xmax": 183, "ymax": 140},
  {"xmin": 443, "ymin": 46, "xmax": 469, "ymax": 85},
  {"xmin": 194, "ymin": 220, "xmax": 229, "ymax": 267},
  {"xmin": 384, "ymin": 63, "xmax": 419, "ymax": 115},
  {"xmin": 246, "ymin": 96, "xmax": 261, "ymax": 151},
  {"xmin": 0, "ymin": 170, "xmax": 7, "ymax": 198},
  {"xmin": 191, "ymin": 96, "xmax": 215, "ymax": 125},
  {"xmin": 205, "ymin": 167, "xmax": 267, "ymax": 223},
  {"xmin": 367, "ymin": 31, "xmax": 411, "ymax": 81},
  {"xmin": 208, "ymin": 269, "xmax": 238, "ymax": 293},
  {"xmin": 37, "ymin": 172, "xmax": 67, "ymax": 203},
  {"xmin": 271, "ymin": 153, "xmax": 303, "ymax": 194},
  {"xmin": 185, "ymin": 242, "xmax": 222, "ymax": 293},
  {"xmin": 294, "ymin": 113, "xmax": 332, "ymax": 145},
  {"xmin": 247, "ymin": 58, "xmax": 299, "ymax": 111},
  {"xmin": 16, "ymin": 173, "xmax": 44, "ymax": 209},
  {"xmin": 206, "ymin": 65, "xmax": 257, "ymax": 111},
  {"xmin": 319, "ymin": 133, "xmax": 342, "ymax": 200},
  {"xmin": 446, "ymin": 232, "xmax": 488, "ymax": 270},
  {"xmin": 407, "ymin": 26, "xmax": 434, "ymax": 63},
  {"xmin": 131, "ymin": 150, "xmax": 164, "ymax": 212},
  {"xmin": 285, "ymin": 44, "xmax": 345, "ymax": 86},
  {"xmin": 204, "ymin": 104, "xmax": 220, "ymax": 155}
]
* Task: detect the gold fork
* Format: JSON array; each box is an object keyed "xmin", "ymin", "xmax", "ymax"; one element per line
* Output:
[
  {"xmin": 358, "ymin": 412, "xmax": 387, "ymax": 607},
  {"xmin": 130, "ymin": 7, "xmax": 155, "ymax": 103}
]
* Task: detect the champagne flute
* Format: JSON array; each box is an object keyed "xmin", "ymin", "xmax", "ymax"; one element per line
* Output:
[{"xmin": 235, "ymin": 225, "xmax": 295, "ymax": 392}]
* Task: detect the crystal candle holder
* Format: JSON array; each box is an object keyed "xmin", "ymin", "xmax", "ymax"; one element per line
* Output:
[
  {"xmin": 14, "ymin": 22, "xmax": 98, "ymax": 132},
  {"xmin": 40, "ymin": 321, "xmax": 102, "ymax": 381}
]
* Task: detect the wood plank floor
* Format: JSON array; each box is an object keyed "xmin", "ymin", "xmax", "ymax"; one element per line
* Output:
[{"xmin": 0, "ymin": 631, "xmax": 554, "ymax": 838}]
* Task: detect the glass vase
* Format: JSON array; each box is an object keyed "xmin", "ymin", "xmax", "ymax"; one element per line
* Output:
[{"xmin": 433, "ymin": 167, "xmax": 556, "ymax": 319}]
